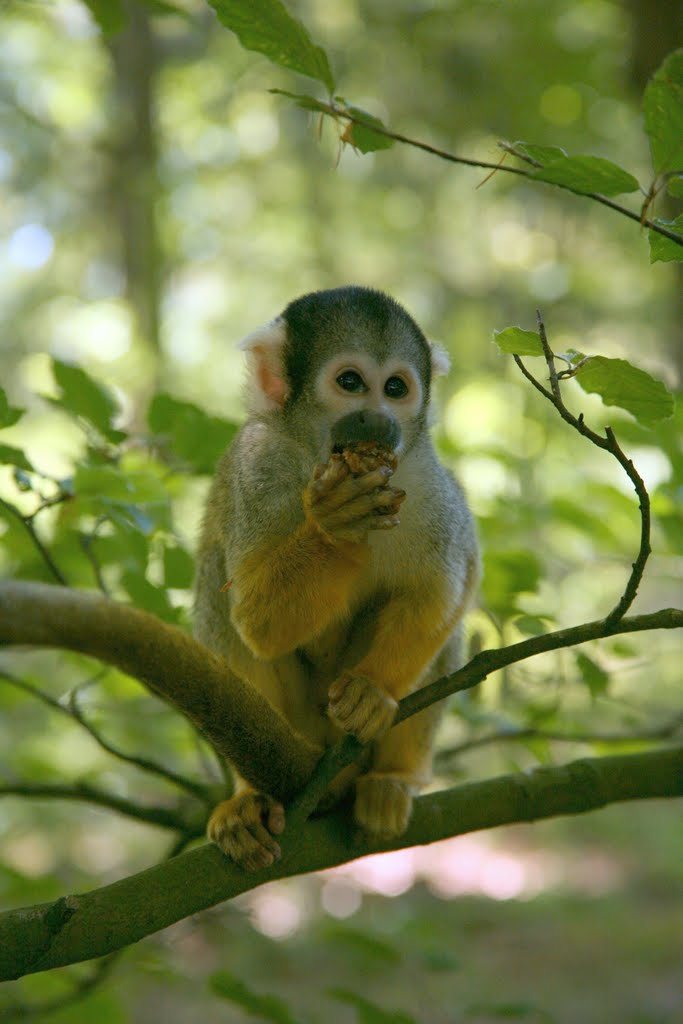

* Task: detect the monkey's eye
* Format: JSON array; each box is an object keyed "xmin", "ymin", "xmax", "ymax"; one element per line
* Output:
[
  {"xmin": 384, "ymin": 376, "xmax": 409, "ymax": 399},
  {"xmin": 336, "ymin": 370, "xmax": 367, "ymax": 394}
]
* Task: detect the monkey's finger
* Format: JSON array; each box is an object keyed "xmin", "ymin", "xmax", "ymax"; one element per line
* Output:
[{"xmin": 312, "ymin": 465, "xmax": 393, "ymax": 512}]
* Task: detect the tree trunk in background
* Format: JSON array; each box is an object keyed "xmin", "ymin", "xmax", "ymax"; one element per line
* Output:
[{"xmin": 106, "ymin": 0, "xmax": 163, "ymax": 357}]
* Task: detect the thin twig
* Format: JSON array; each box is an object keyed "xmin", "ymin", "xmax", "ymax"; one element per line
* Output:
[
  {"xmin": 323, "ymin": 103, "xmax": 683, "ymax": 248},
  {"xmin": 435, "ymin": 714, "xmax": 683, "ymax": 767},
  {"xmin": 0, "ymin": 497, "xmax": 68, "ymax": 585},
  {"xmin": 68, "ymin": 683, "xmax": 211, "ymax": 802},
  {"xmin": 514, "ymin": 315, "xmax": 652, "ymax": 624},
  {"xmin": 0, "ymin": 781, "xmax": 192, "ymax": 831}
]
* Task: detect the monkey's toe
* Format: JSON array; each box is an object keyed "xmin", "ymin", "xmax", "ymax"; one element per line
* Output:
[
  {"xmin": 353, "ymin": 774, "xmax": 413, "ymax": 839},
  {"xmin": 328, "ymin": 674, "xmax": 398, "ymax": 743},
  {"xmin": 208, "ymin": 792, "xmax": 285, "ymax": 871}
]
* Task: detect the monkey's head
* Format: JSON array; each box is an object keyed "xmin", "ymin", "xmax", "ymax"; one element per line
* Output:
[{"xmin": 239, "ymin": 286, "xmax": 449, "ymax": 459}]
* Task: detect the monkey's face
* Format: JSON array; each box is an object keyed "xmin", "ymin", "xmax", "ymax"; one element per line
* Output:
[
  {"xmin": 315, "ymin": 349, "xmax": 424, "ymax": 457},
  {"xmin": 239, "ymin": 287, "xmax": 449, "ymax": 462}
]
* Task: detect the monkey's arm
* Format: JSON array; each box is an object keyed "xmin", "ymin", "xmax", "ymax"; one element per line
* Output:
[{"xmin": 230, "ymin": 457, "xmax": 399, "ymax": 660}]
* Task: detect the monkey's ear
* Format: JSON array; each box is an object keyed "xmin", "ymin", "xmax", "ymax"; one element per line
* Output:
[
  {"xmin": 429, "ymin": 341, "xmax": 450, "ymax": 379},
  {"xmin": 238, "ymin": 318, "xmax": 289, "ymax": 413}
]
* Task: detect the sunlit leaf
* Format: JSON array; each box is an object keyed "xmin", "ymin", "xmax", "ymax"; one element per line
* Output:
[
  {"xmin": 648, "ymin": 217, "xmax": 683, "ymax": 263},
  {"xmin": 510, "ymin": 141, "xmax": 568, "ymax": 166},
  {"xmin": 643, "ymin": 49, "xmax": 683, "ymax": 175},
  {"xmin": 342, "ymin": 107, "xmax": 394, "ymax": 153},
  {"xmin": 51, "ymin": 359, "xmax": 125, "ymax": 442},
  {"xmin": 0, "ymin": 388, "xmax": 24, "ymax": 429},
  {"xmin": 0, "ymin": 443, "xmax": 34, "ymax": 471},
  {"xmin": 208, "ymin": 0, "xmax": 335, "ymax": 92},
  {"xmin": 210, "ymin": 972, "xmax": 299, "ymax": 1024},
  {"xmin": 493, "ymin": 328, "xmax": 543, "ymax": 357},
  {"xmin": 82, "ymin": 0, "xmax": 126, "ymax": 35},
  {"xmin": 148, "ymin": 393, "xmax": 238, "ymax": 474},
  {"xmin": 532, "ymin": 155, "xmax": 640, "ymax": 196},
  {"xmin": 574, "ymin": 356, "xmax": 674, "ymax": 427},
  {"xmin": 575, "ymin": 651, "xmax": 609, "ymax": 698}
]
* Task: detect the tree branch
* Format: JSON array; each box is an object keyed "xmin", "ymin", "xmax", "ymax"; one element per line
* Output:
[
  {"xmin": 1, "ymin": 744, "xmax": 680, "ymax": 980},
  {"xmin": 320, "ymin": 103, "xmax": 683, "ymax": 247},
  {"xmin": 0, "ymin": 581, "xmax": 319, "ymax": 801}
]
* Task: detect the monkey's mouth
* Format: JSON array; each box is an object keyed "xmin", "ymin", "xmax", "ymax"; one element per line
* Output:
[{"xmin": 331, "ymin": 440, "xmax": 398, "ymax": 475}]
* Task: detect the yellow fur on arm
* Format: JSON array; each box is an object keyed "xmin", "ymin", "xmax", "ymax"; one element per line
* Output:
[{"xmin": 230, "ymin": 521, "xmax": 369, "ymax": 660}]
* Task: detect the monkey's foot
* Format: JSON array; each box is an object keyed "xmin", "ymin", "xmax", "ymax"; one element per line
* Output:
[
  {"xmin": 327, "ymin": 673, "xmax": 398, "ymax": 744},
  {"xmin": 207, "ymin": 792, "xmax": 285, "ymax": 871},
  {"xmin": 354, "ymin": 773, "xmax": 413, "ymax": 839}
]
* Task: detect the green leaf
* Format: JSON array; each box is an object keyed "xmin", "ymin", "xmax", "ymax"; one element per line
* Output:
[
  {"xmin": 514, "ymin": 615, "xmax": 554, "ymax": 637},
  {"xmin": 51, "ymin": 359, "xmax": 124, "ymax": 442},
  {"xmin": 643, "ymin": 49, "xmax": 683, "ymax": 175},
  {"xmin": 0, "ymin": 388, "xmax": 24, "ymax": 429},
  {"xmin": 668, "ymin": 173, "xmax": 683, "ymax": 198},
  {"xmin": 0, "ymin": 443, "xmax": 34, "ymax": 471},
  {"xmin": 575, "ymin": 651, "xmax": 609, "ymax": 698},
  {"xmin": 574, "ymin": 356, "xmax": 674, "ymax": 427},
  {"xmin": 510, "ymin": 141, "xmax": 568, "ymax": 166},
  {"xmin": 493, "ymin": 328, "xmax": 543, "ymax": 357},
  {"xmin": 82, "ymin": 0, "xmax": 126, "ymax": 35},
  {"xmin": 329, "ymin": 989, "xmax": 417, "ymax": 1024},
  {"xmin": 482, "ymin": 549, "xmax": 543, "ymax": 617},
  {"xmin": 323, "ymin": 925, "xmax": 402, "ymax": 965},
  {"xmin": 532, "ymin": 155, "xmax": 640, "ymax": 196},
  {"xmin": 74, "ymin": 464, "xmax": 172, "ymax": 532},
  {"xmin": 121, "ymin": 569, "xmax": 178, "ymax": 622},
  {"xmin": 163, "ymin": 544, "xmax": 195, "ymax": 588},
  {"xmin": 648, "ymin": 216, "xmax": 683, "ymax": 263},
  {"xmin": 148, "ymin": 393, "xmax": 238, "ymax": 474},
  {"xmin": 208, "ymin": 0, "xmax": 335, "ymax": 93},
  {"xmin": 270, "ymin": 88, "xmax": 330, "ymax": 113},
  {"xmin": 210, "ymin": 972, "xmax": 300, "ymax": 1024},
  {"xmin": 343, "ymin": 107, "xmax": 394, "ymax": 153}
]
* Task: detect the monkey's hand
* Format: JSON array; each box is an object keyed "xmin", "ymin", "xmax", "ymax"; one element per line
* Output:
[
  {"xmin": 207, "ymin": 792, "xmax": 285, "ymax": 871},
  {"xmin": 327, "ymin": 672, "xmax": 398, "ymax": 743},
  {"xmin": 303, "ymin": 457, "xmax": 405, "ymax": 545},
  {"xmin": 354, "ymin": 773, "xmax": 414, "ymax": 839}
]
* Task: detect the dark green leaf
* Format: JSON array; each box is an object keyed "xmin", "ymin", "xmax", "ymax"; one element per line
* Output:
[
  {"xmin": 74, "ymin": 465, "xmax": 172, "ymax": 532},
  {"xmin": 343, "ymin": 107, "xmax": 394, "ymax": 153},
  {"xmin": 210, "ymin": 972, "xmax": 300, "ymax": 1024},
  {"xmin": 532, "ymin": 155, "xmax": 640, "ymax": 196},
  {"xmin": 148, "ymin": 393, "xmax": 238, "ymax": 474},
  {"xmin": 648, "ymin": 217, "xmax": 683, "ymax": 263},
  {"xmin": 643, "ymin": 49, "xmax": 683, "ymax": 175},
  {"xmin": 575, "ymin": 651, "xmax": 609, "ymax": 698},
  {"xmin": 208, "ymin": 0, "xmax": 335, "ymax": 93},
  {"xmin": 270, "ymin": 88, "xmax": 330, "ymax": 113},
  {"xmin": 82, "ymin": 0, "xmax": 126, "ymax": 35},
  {"xmin": 510, "ymin": 141, "xmax": 568, "ymax": 166},
  {"xmin": 0, "ymin": 388, "xmax": 24, "ymax": 429},
  {"xmin": 163, "ymin": 544, "xmax": 195, "ymax": 588},
  {"xmin": 329, "ymin": 989, "xmax": 416, "ymax": 1024},
  {"xmin": 482, "ymin": 549, "xmax": 543, "ymax": 617},
  {"xmin": 493, "ymin": 328, "xmax": 543, "ymax": 357},
  {"xmin": 0, "ymin": 443, "xmax": 34, "ymax": 471},
  {"xmin": 51, "ymin": 359, "xmax": 123, "ymax": 442},
  {"xmin": 323, "ymin": 925, "xmax": 402, "ymax": 965},
  {"xmin": 574, "ymin": 356, "xmax": 674, "ymax": 427},
  {"xmin": 121, "ymin": 570, "xmax": 178, "ymax": 622}
]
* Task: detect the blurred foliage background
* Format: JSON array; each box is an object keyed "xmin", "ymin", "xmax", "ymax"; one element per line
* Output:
[{"xmin": 0, "ymin": 0, "xmax": 681, "ymax": 1021}]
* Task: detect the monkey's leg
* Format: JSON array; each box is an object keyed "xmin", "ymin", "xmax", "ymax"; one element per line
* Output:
[
  {"xmin": 353, "ymin": 703, "xmax": 443, "ymax": 838},
  {"xmin": 328, "ymin": 588, "xmax": 461, "ymax": 742},
  {"xmin": 208, "ymin": 778, "xmax": 286, "ymax": 871}
]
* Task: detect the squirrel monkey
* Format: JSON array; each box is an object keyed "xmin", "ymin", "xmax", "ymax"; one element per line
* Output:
[{"xmin": 194, "ymin": 286, "xmax": 479, "ymax": 870}]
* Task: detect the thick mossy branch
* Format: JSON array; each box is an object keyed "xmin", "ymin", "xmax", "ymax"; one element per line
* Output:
[
  {"xmin": 0, "ymin": 744, "xmax": 681, "ymax": 980},
  {"xmin": 0, "ymin": 581, "xmax": 318, "ymax": 800}
]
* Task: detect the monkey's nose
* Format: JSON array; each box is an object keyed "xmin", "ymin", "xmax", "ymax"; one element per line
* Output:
[{"xmin": 331, "ymin": 410, "xmax": 401, "ymax": 450}]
